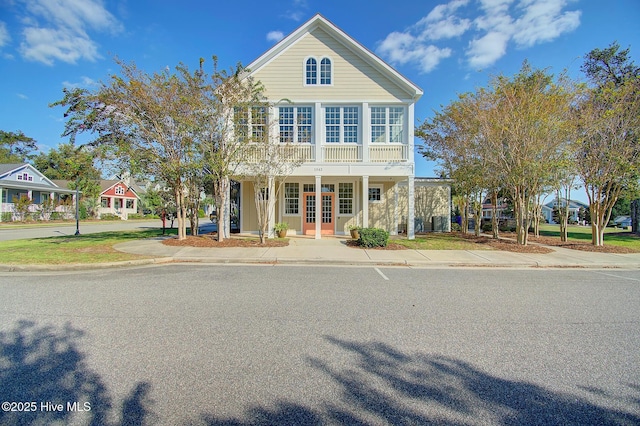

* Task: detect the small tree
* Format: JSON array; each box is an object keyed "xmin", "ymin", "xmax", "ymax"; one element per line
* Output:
[
  {"xmin": 244, "ymin": 110, "xmax": 303, "ymax": 243},
  {"xmin": 39, "ymin": 197, "xmax": 57, "ymax": 221},
  {"xmin": 12, "ymin": 195, "xmax": 32, "ymax": 222}
]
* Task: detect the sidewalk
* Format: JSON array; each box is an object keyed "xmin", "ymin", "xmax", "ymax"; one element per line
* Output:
[{"xmin": 112, "ymin": 235, "xmax": 640, "ymax": 269}]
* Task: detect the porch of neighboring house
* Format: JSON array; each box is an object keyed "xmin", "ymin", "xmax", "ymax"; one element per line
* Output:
[{"xmin": 0, "ymin": 186, "xmax": 77, "ymax": 221}]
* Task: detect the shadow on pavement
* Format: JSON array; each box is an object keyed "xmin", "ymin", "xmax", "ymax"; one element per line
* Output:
[
  {"xmin": 201, "ymin": 336, "xmax": 640, "ymax": 425},
  {"xmin": 0, "ymin": 320, "xmax": 153, "ymax": 426}
]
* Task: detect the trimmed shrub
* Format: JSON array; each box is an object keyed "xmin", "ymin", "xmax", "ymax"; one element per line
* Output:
[
  {"xmin": 100, "ymin": 213, "xmax": 121, "ymax": 221},
  {"xmin": 127, "ymin": 213, "xmax": 145, "ymax": 219},
  {"xmin": 357, "ymin": 227, "xmax": 389, "ymax": 248},
  {"xmin": 1, "ymin": 212, "xmax": 12, "ymax": 222},
  {"xmin": 451, "ymin": 223, "xmax": 461, "ymax": 232}
]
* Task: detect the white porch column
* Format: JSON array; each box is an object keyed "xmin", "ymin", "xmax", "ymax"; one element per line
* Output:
[
  {"xmin": 314, "ymin": 102, "xmax": 322, "ymax": 162},
  {"xmin": 408, "ymin": 176, "xmax": 415, "ymax": 240},
  {"xmin": 315, "ymin": 175, "xmax": 321, "ymax": 239},
  {"xmin": 268, "ymin": 176, "xmax": 276, "ymax": 238},
  {"xmin": 0, "ymin": 187, "xmax": 4, "ymax": 222},
  {"xmin": 362, "ymin": 175, "xmax": 369, "ymax": 228},
  {"xmin": 408, "ymin": 103, "xmax": 415, "ymax": 163},
  {"xmin": 362, "ymin": 102, "xmax": 369, "ymax": 163},
  {"xmin": 393, "ymin": 183, "xmax": 399, "ymax": 235}
]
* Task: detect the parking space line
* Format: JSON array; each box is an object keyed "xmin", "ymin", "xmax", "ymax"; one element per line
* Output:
[
  {"xmin": 374, "ymin": 267, "xmax": 389, "ymax": 281},
  {"xmin": 593, "ymin": 271, "xmax": 640, "ymax": 282}
]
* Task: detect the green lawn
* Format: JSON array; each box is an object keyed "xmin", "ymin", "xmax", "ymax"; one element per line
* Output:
[
  {"xmin": 0, "ymin": 228, "xmax": 177, "ymax": 265},
  {"xmin": 392, "ymin": 233, "xmax": 492, "ymax": 250},
  {"xmin": 537, "ymin": 224, "xmax": 640, "ymax": 250}
]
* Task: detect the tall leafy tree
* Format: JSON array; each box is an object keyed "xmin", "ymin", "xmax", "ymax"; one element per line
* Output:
[
  {"xmin": 420, "ymin": 63, "xmax": 576, "ymax": 245},
  {"xmin": 33, "ymin": 142, "xmax": 101, "ymax": 191},
  {"xmin": 576, "ymin": 42, "xmax": 640, "ymax": 245},
  {"xmin": 0, "ymin": 130, "xmax": 37, "ymax": 163}
]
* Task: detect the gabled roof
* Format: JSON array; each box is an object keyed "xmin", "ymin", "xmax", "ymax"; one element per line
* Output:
[
  {"xmin": 0, "ymin": 163, "xmax": 59, "ymax": 189},
  {"xmin": 245, "ymin": 13, "xmax": 423, "ymax": 101},
  {"xmin": 99, "ymin": 180, "xmax": 140, "ymax": 199}
]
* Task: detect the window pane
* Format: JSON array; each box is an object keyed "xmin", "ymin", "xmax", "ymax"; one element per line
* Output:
[
  {"xmin": 306, "ymin": 58, "xmax": 317, "ymax": 85},
  {"xmin": 297, "ymin": 107, "xmax": 312, "ymax": 143},
  {"xmin": 280, "ymin": 107, "xmax": 294, "ymax": 143},
  {"xmin": 371, "ymin": 126, "xmax": 385, "ymax": 143},
  {"xmin": 339, "ymin": 183, "xmax": 353, "ymax": 215},
  {"xmin": 371, "ymin": 107, "xmax": 386, "ymax": 125},
  {"xmin": 284, "ymin": 183, "xmax": 299, "ymax": 214},
  {"xmin": 303, "ymin": 184, "xmax": 315, "ymax": 192},
  {"xmin": 320, "ymin": 58, "xmax": 331, "ymax": 85}
]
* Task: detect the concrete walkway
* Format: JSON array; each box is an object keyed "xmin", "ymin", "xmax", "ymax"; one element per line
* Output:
[{"xmin": 112, "ymin": 235, "xmax": 640, "ymax": 269}]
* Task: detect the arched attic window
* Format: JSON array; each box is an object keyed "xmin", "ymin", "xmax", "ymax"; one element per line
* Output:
[
  {"xmin": 320, "ymin": 58, "xmax": 332, "ymax": 85},
  {"xmin": 306, "ymin": 58, "xmax": 317, "ymax": 85}
]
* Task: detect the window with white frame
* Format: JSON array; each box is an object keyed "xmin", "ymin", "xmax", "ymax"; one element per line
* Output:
[
  {"xmin": 284, "ymin": 182, "xmax": 299, "ymax": 214},
  {"xmin": 368, "ymin": 185, "xmax": 383, "ymax": 203},
  {"xmin": 305, "ymin": 57, "xmax": 331, "ymax": 86},
  {"xmin": 115, "ymin": 186, "xmax": 125, "ymax": 195},
  {"xmin": 320, "ymin": 58, "xmax": 332, "ymax": 85},
  {"xmin": 305, "ymin": 58, "xmax": 317, "ymax": 85},
  {"xmin": 16, "ymin": 172, "xmax": 33, "ymax": 182},
  {"xmin": 126, "ymin": 199, "xmax": 134, "ymax": 209},
  {"xmin": 338, "ymin": 183, "xmax": 353, "ymax": 215},
  {"xmin": 234, "ymin": 106, "xmax": 267, "ymax": 142},
  {"xmin": 370, "ymin": 106, "xmax": 405, "ymax": 143},
  {"xmin": 325, "ymin": 106, "xmax": 359, "ymax": 143},
  {"xmin": 279, "ymin": 106, "xmax": 313, "ymax": 143}
]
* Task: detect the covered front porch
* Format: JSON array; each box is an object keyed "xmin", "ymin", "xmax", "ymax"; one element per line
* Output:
[{"xmin": 239, "ymin": 175, "xmax": 417, "ymax": 240}]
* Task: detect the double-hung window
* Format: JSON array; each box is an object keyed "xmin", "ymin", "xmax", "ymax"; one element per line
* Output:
[
  {"xmin": 284, "ymin": 183, "xmax": 299, "ymax": 214},
  {"xmin": 325, "ymin": 106, "xmax": 359, "ymax": 143},
  {"xmin": 370, "ymin": 106, "xmax": 405, "ymax": 143},
  {"xmin": 234, "ymin": 106, "xmax": 267, "ymax": 142},
  {"xmin": 338, "ymin": 183, "xmax": 353, "ymax": 215},
  {"xmin": 279, "ymin": 106, "xmax": 313, "ymax": 143}
]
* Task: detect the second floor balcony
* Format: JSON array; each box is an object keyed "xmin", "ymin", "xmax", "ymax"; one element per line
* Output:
[{"xmin": 242, "ymin": 143, "xmax": 410, "ymax": 164}]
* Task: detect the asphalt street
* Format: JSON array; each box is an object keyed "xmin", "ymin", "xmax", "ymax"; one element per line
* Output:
[{"xmin": 0, "ymin": 265, "xmax": 639, "ymax": 425}]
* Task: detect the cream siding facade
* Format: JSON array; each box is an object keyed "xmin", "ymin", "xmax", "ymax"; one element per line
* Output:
[{"xmin": 234, "ymin": 14, "xmax": 450, "ymax": 239}]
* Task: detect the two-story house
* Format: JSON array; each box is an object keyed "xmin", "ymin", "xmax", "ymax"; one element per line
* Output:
[{"xmin": 234, "ymin": 14, "xmax": 442, "ymax": 239}]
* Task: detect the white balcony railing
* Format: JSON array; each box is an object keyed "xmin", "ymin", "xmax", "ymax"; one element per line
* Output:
[
  {"xmin": 243, "ymin": 144, "xmax": 315, "ymax": 163},
  {"xmin": 369, "ymin": 144, "xmax": 409, "ymax": 162},
  {"xmin": 240, "ymin": 143, "xmax": 408, "ymax": 163},
  {"xmin": 322, "ymin": 145, "xmax": 362, "ymax": 162}
]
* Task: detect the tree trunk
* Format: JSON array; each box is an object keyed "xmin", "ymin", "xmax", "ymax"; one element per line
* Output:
[
  {"xmin": 213, "ymin": 177, "xmax": 230, "ymax": 242},
  {"xmin": 491, "ymin": 190, "xmax": 499, "ymax": 239}
]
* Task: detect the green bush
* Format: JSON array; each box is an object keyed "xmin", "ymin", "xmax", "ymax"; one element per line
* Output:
[
  {"xmin": 198, "ymin": 209, "xmax": 206, "ymax": 218},
  {"xmin": 357, "ymin": 227, "xmax": 389, "ymax": 248},
  {"xmin": 79, "ymin": 204, "xmax": 89, "ymax": 220},
  {"xmin": 100, "ymin": 213, "xmax": 121, "ymax": 221},
  {"xmin": 50, "ymin": 212, "xmax": 63, "ymax": 221},
  {"xmin": 451, "ymin": 223, "xmax": 461, "ymax": 232},
  {"xmin": 1, "ymin": 212, "xmax": 13, "ymax": 222},
  {"xmin": 127, "ymin": 213, "xmax": 145, "ymax": 219}
]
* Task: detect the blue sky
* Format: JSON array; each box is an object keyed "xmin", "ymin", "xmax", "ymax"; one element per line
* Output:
[{"xmin": 0, "ymin": 0, "xmax": 638, "ymax": 189}]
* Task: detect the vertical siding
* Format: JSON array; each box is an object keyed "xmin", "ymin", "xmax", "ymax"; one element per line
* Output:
[{"xmin": 253, "ymin": 28, "xmax": 411, "ymax": 102}]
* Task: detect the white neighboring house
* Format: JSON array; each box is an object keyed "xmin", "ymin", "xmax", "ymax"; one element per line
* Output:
[
  {"xmin": 0, "ymin": 163, "xmax": 77, "ymax": 221},
  {"xmin": 232, "ymin": 14, "xmax": 450, "ymax": 238},
  {"xmin": 541, "ymin": 199, "xmax": 589, "ymax": 224}
]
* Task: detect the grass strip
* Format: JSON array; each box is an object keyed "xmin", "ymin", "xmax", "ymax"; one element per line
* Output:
[{"xmin": 0, "ymin": 228, "xmax": 177, "ymax": 265}]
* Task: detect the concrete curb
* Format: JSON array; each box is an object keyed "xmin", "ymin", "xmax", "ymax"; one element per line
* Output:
[{"xmin": 2, "ymin": 256, "xmax": 638, "ymax": 272}]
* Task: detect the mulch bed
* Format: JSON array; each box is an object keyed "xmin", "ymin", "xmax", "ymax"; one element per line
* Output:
[
  {"xmin": 162, "ymin": 233, "xmax": 289, "ymax": 248},
  {"xmin": 521, "ymin": 234, "xmax": 639, "ymax": 254}
]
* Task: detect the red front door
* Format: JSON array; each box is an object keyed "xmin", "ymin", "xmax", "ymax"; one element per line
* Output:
[{"xmin": 302, "ymin": 192, "xmax": 334, "ymax": 235}]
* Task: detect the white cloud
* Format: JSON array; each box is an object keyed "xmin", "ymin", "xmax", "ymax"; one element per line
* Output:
[
  {"xmin": 266, "ymin": 30, "xmax": 284, "ymax": 43},
  {"xmin": 512, "ymin": 0, "xmax": 581, "ymax": 47},
  {"xmin": 62, "ymin": 76, "xmax": 99, "ymax": 89},
  {"xmin": 377, "ymin": 31, "xmax": 452, "ymax": 73},
  {"xmin": 467, "ymin": 31, "xmax": 510, "ymax": 67},
  {"xmin": 377, "ymin": 0, "xmax": 581, "ymax": 72},
  {"xmin": 17, "ymin": 93, "xmax": 28, "ymax": 99},
  {"xmin": 16, "ymin": 0, "xmax": 122, "ymax": 65},
  {"xmin": 0, "ymin": 21, "xmax": 10, "ymax": 48}
]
